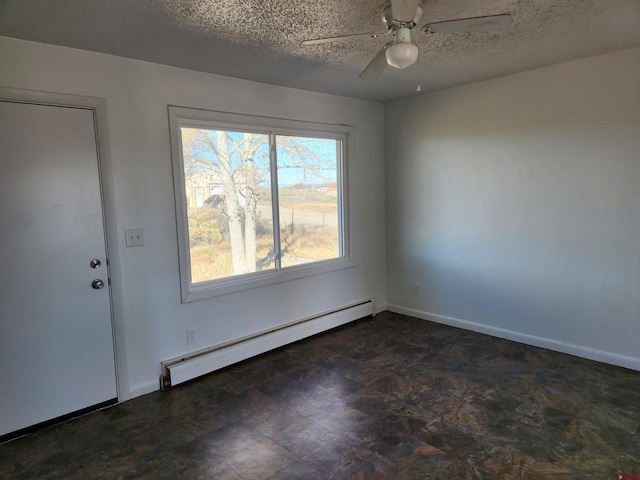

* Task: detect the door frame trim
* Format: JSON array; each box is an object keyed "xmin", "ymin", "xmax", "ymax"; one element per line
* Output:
[{"xmin": 0, "ymin": 87, "xmax": 129, "ymax": 402}]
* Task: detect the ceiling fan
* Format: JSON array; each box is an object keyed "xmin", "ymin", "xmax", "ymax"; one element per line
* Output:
[{"xmin": 302, "ymin": 0, "xmax": 512, "ymax": 79}]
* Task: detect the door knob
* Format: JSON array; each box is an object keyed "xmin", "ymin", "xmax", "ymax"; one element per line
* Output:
[{"xmin": 92, "ymin": 279, "xmax": 105, "ymax": 289}]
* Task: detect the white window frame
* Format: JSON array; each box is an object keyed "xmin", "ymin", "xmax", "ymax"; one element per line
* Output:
[{"xmin": 168, "ymin": 106, "xmax": 354, "ymax": 302}]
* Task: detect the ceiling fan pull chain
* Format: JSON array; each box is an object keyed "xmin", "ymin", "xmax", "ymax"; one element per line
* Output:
[{"xmin": 416, "ymin": 30, "xmax": 422, "ymax": 92}]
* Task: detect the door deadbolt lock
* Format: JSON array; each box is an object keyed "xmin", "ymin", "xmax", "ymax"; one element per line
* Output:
[
  {"xmin": 92, "ymin": 279, "xmax": 105, "ymax": 290},
  {"xmin": 90, "ymin": 259, "xmax": 101, "ymax": 269}
]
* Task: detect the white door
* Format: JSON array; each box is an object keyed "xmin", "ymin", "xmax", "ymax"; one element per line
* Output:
[{"xmin": 0, "ymin": 100, "xmax": 118, "ymax": 439}]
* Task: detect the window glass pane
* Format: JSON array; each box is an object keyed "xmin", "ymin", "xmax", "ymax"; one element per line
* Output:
[
  {"xmin": 276, "ymin": 135, "xmax": 341, "ymax": 267},
  {"xmin": 180, "ymin": 127, "xmax": 274, "ymax": 282},
  {"xmin": 170, "ymin": 107, "xmax": 352, "ymax": 301}
]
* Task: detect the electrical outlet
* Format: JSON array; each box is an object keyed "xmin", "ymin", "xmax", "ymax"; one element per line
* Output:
[
  {"xmin": 412, "ymin": 282, "xmax": 420, "ymax": 295},
  {"xmin": 186, "ymin": 329, "xmax": 197, "ymax": 345}
]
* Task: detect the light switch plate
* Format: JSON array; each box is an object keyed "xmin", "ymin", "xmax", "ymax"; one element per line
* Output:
[{"xmin": 125, "ymin": 228, "xmax": 144, "ymax": 247}]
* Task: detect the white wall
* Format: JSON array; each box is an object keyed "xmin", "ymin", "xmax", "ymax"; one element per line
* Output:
[
  {"xmin": 386, "ymin": 47, "xmax": 640, "ymax": 370},
  {"xmin": 0, "ymin": 36, "xmax": 387, "ymax": 398}
]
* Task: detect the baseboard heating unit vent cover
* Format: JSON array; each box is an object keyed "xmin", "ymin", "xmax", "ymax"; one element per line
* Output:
[{"xmin": 160, "ymin": 300, "xmax": 373, "ymax": 389}]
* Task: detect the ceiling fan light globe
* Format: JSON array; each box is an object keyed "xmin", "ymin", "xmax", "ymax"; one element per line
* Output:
[{"xmin": 385, "ymin": 42, "xmax": 418, "ymax": 69}]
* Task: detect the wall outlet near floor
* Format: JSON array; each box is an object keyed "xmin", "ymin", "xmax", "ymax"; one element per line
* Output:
[
  {"xmin": 186, "ymin": 329, "xmax": 197, "ymax": 345},
  {"xmin": 412, "ymin": 282, "xmax": 421, "ymax": 295}
]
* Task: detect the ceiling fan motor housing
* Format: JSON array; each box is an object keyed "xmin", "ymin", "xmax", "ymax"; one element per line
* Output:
[{"xmin": 381, "ymin": 3, "xmax": 423, "ymax": 30}]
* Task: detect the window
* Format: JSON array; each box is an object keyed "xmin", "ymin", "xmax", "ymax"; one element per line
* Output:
[{"xmin": 169, "ymin": 107, "xmax": 353, "ymax": 302}]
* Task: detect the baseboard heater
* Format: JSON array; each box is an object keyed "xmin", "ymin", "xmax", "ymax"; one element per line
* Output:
[{"xmin": 160, "ymin": 299, "xmax": 373, "ymax": 389}]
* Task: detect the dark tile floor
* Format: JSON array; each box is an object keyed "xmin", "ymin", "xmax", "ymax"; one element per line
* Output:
[{"xmin": 2, "ymin": 311, "xmax": 640, "ymax": 479}]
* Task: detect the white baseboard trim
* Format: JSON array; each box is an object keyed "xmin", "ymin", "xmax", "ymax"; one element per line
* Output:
[
  {"xmin": 128, "ymin": 380, "xmax": 160, "ymax": 399},
  {"xmin": 387, "ymin": 304, "xmax": 640, "ymax": 372},
  {"xmin": 373, "ymin": 301, "xmax": 388, "ymax": 315}
]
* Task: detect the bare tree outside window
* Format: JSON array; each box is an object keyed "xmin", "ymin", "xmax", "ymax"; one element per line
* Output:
[
  {"xmin": 181, "ymin": 128, "xmax": 341, "ymax": 283},
  {"xmin": 276, "ymin": 135, "xmax": 340, "ymax": 268}
]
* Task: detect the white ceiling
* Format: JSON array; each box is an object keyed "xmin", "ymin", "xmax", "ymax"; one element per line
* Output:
[{"xmin": 1, "ymin": 0, "xmax": 639, "ymax": 102}]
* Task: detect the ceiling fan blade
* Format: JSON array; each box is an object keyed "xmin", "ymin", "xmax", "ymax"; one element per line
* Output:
[
  {"xmin": 303, "ymin": 31, "xmax": 389, "ymax": 45},
  {"xmin": 359, "ymin": 43, "xmax": 392, "ymax": 80},
  {"xmin": 423, "ymin": 14, "xmax": 512, "ymax": 34},
  {"xmin": 391, "ymin": 0, "xmax": 420, "ymax": 23}
]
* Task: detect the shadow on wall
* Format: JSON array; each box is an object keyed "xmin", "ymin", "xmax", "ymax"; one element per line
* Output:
[{"xmin": 386, "ymin": 50, "xmax": 640, "ymax": 359}]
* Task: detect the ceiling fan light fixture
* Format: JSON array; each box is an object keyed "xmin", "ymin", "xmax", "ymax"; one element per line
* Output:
[{"xmin": 385, "ymin": 42, "xmax": 418, "ymax": 69}]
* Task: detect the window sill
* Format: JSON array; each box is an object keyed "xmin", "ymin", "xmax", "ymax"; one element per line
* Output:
[{"xmin": 182, "ymin": 258, "xmax": 355, "ymax": 303}]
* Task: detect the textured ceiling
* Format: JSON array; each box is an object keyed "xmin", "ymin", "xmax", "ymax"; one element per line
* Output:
[{"xmin": 1, "ymin": 0, "xmax": 639, "ymax": 102}]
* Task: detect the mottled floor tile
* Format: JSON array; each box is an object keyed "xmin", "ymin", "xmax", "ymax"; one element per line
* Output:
[
  {"xmin": 266, "ymin": 459, "xmax": 324, "ymax": 480},
  {"xmin": 301, "ymin": 436, "xmax": 376, "ymax": 480},
  {"xmin": 343, "ymin": 387, "xmax": 404, "ymax": 419},
  {"xmin": 242, "ymin": 401, "xmax": 301, "ymax": 428},
  {"xmin": 120, "ymin": 419, "xmax": 196, "ymax": 461},
  {"xmin": 347, "ymin": 456, "xmax": 400, "ymax": 479},
  {"xmin": 143, "ymin": 439, "xmax": 233, "ymax": 480},
  {"xmin": 252, "ymin": 413, "xmax": 336, "ymax": 458},
  {"xmin": 54, "ymin": 411, "xmax": 132, "ymax": 462},
  {"xmin": 73, "ymin": 451, "xmax": 153, "ymax": 479},
  {"xmin": 522, "ymin": 464, "xmax": 573, "ymax": 480},
  {"xmin": 223, "ymin": 436, "xmax": 299, "ymax": 480},
  {"xmin": 256, "ymin": 372, "xmax": 305, "ymax": 401},
  {"xmin": 308, "ymin": 405, "xmax": 379, "ymax": 445},
  {"xmin": 269, "ymin": 382, "xmax": 347, "ymax": 418},
  {"xmin": 0, "ymin": 428, "xmax": 73, "ymax": 479},
  {"xmin": 3, "ymin": 311, "xmax": 640, "ymax": 480},
  {"xmin": 199, "ymin": 421, "xmax": 267, "ymax": 457}
]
